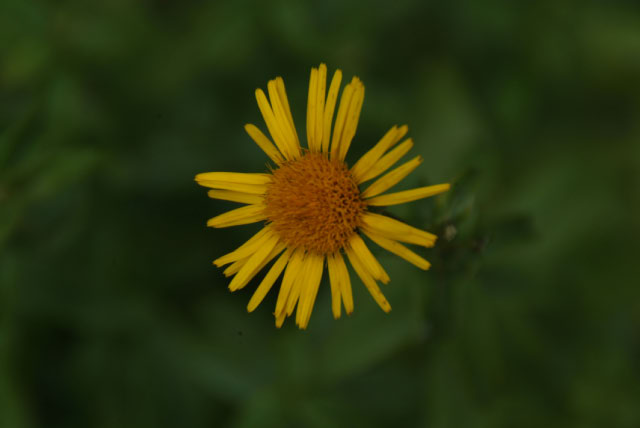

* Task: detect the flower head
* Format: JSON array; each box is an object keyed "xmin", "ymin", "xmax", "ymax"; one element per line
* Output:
[{"xmin": 196, "ymin": 64, "xmax": 450, "ymax": 329}]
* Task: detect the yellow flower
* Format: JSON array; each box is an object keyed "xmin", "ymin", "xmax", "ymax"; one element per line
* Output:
[{"xmin": 196, "ymin": 64, "xmax": 450, "ymax": 329}]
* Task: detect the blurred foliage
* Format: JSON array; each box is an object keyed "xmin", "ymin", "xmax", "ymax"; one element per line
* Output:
[{"xmin": 1, "ymin": 0, "xmax": 640, "ymax": 427}]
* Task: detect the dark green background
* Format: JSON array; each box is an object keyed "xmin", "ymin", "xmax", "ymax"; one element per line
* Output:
[{"xmin": 2, "ymin": 1, "xmax": 639, "ymax": 427}]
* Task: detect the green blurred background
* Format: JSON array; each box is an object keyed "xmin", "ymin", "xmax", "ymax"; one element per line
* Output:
[{"xmin": 2, "ymin": 1, "xmax": 639, "ymax": 427}]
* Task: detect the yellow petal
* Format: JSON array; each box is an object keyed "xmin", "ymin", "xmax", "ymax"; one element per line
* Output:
[
  {"xmin": 223, "ymin": 242, "xmax": 285, "ymax": 277},
  {"xmin": 275, "ymin": 308, "xmax": 286, "ymax": 328},
  {"xmin": 296, "ymin": 254, "xmax": 324, "ymax": 329},
  {"xmin": 315, "ymin": 64, "xmax": 327, "ymax": 149},
  {"xmin": 359, "ymin": 137, "xmax": 413, "ymax": 183},
  {"xmin": 268, "ymin": 79, "xmax": 299, "ymax": 155},
  {"xmin": 361, "ymin": 155, "xmax": 423, "ymax": 198},
  {"xmin": 333, "ymin": 252, "xmax": 354, "ymax": 315},
  {"xmin": 348, "ymin": 234, "xmax": 390, "ymax": 284},
  {"xmin": 195, "ymin": 180, "xmax": 268, "ymax": 195},
  {"xmin": 214, "ymin": 226, "xmax": 271, "ymax": 267},
  {"xmin": 345, "ymin": 246, "xmax": 391, "ymax": 313},
  {"xmin": 291, "ymin": 253, "xmax": 313, "ymax": 322},
  {"xmin": 195, "ymin": 172, "xmax": 271, "ymax": 185},
  {"xmin": 338, "ymin": 78, "xmax": 365, "ymax": 161},
  {"xmin": 274, "ymin": 249, "xmax": 306, "ymax": 316},
  {"xmin": 247, "ymin": 249, "xmax": 292, "ymax": 312},
  {"xmin": 330, "ymin": 82, "xmax": 354, "ymax": 160},
  {"xmin": 249, "ymin": 241, "xmax": 286, "ymax": 282},
  {"xmin": 228, "ymin": 233, "xmax": 280, "ymax": 291},
  {"xmin": 207, "ymin": 204, "xmax": 266, "ymax": 228},
  {"xmin": 256, "ymin": 88, "xmax": 293, "ymax": 160},
  {"xmin": 326, "ymin": 253, "xmax": 343, "ymax": 319},
  {"xmin": 362, "ymin": 229, "xmax": 431, "ymax": 270},
  {"xmin": 366, "ymin": 183, "xmax": 451, "ymax": 206},
  {"xmin": 275, "ymin": 77, "xmax": 300, "ymax": 151},
  {"xmin": 350, "ymin": 125, "xmax": 408, "ymax": 183},
  {"xmin": 306, "ymin": 67, "xmax": 319, "ymax": 151},
  {"xmin": 362, "ymin": 212, "xmax": 437, "ymax": 248},
  {"xmin": 285, "ymin": 252, "xmax": 313, "ymax": 318},
  {"xmin": 322, "ymin": 69, "xmax": 342, "ymax": 153},
  {"xmin": 285, "ymin": 265, "xmax": 304, "ymax": 317},
  {"xmin": 223, "ymin": 257, "xmax": 246, "ymax": 277},
  {"xmin": 244, "ymin": 123, "xmax": 284, "ymax": 164},
  {"xmin": 207, "ymin": 190, "xmax": 264, "ymax": 205}
]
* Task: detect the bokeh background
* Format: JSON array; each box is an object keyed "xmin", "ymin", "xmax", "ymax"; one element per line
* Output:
[{"xmin": 2, "ymin": 1, "xmax": 640, "ymax": 427}]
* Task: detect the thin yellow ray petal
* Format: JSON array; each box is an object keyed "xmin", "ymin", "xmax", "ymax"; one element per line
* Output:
[
  {"xmin": 256, "ymin": 88, "xmax": 292, "ymax": 160},
  {"xmin": 196, "ymin": 180, "xmax": 267, "ymax": 195},
  {"xmin": 326, "ymin": 253, "xmax": 342, "ymax": 319},
  {"xmin": 307, "ymin": 67, "xmax": 318, "ymax": 151},
  {"xmin": 213, "ymin": 225, "xmax": 271, "ymax": 267},
  {"xmin": 207, "ymin": 204, "xmax": 266, "ymax": 228},
  {"xmin": 223, "ymin": 257, "xmax": 246, "ymax": 277},
  {"xmin": 333, "ymin": 252, "xmax": 354, "ymax": 315},
  {"xmin": 360, "ymin": 137, "xmax": 413, "ymax": 183},
  {"xmin": 361, "ymin": 155, "xmax": 423, "ymax": 198},
  {"xmin": 296, "ymin": 254, "xmax": 324, "ymax": 329},
  {"xmin": 301, "ymin": 258, "xmax": 324, "ymax": 329},
  {"xmin": 366, "ymin": 183, "xmax": 451, "ymax": 206},
  {"xmin": 224, "ymin": 244, "xmax": 281, "ymax": 287},
  {"xmin": 330, "ymin": 83, "xmax": 355, "ymax": 160},
  {"xmin": 268, "ymin": 79, "xmax": 298, "ymax": 158},
  {"xmin": 274, "ymin": 249, "xmax": 306, "ymax": 316},
  {"xmin": 345, "ymin": 247, "xmax": 391, "ymax": 313},
  {"xmin": 225, "ymin": 242, "xmax": 285, "ymax": 278},
  {"xmin": 275, "ymin": 77, "xmax": 300, "ymax": 150},
  {"xmin": 338, "ymin": 78, "xmax": 365, "ymax": 161},
  {"xmin": 247, "ymin": 241, "xmax": 287, "ymax": 284},
  {"xmin": 315, "ymin": 64, "xmax": 327, "ymax": 149},
  {"xmin": 195, "ymin": 172, "xmax": 271, "ymax": 185},
  {"xmin": 285, "ymin": 252, "xmax": 312, "ymax": 317},
  {"xmin": 244, "ymin": 123, "xmax": 284, "ymax": 164},
  {"xmin": 351, "ymin": 125, "xmax": 400, "ymax": 182},
  {"xmin": 301, "ymin": 272, "xmax": 323, "ymax": 328},
  {"xmin": 247, "ymin": 249, "xmax": 292, "ymax": 312},
  {"xmin": 228, "ymin": 233, "xmax": 280, "ymax": 291},
  {"xmin": 207, "ymin": 190, "xmax": 264, "ymax": 205},
  {"xmin": 362, "ymin": 212, "xmax": 437, "ymax": 248},
  {"xmin": 348, "ymin": 234, "xmax": 390, "ymax": 284},
  {"xmin": 353, "ymin": 128, "xmax": 410, "ymax": 184},
  {"xmin": 285, "ymin": 268, "xmax": 304, "ymax": 317},
  {"xmin": 291, "ymin": 254, "xmax": 312, "ymax": 321},
  {"xmin": 275, "ymin": 308, "xmax": 286, "ymax": 328},
  {"xmin": 322, "ymin": 69, "xmax": 342, "ymax": 153},
  {"xmin": 362, "ymin": 229, "xmax": 431, "ymax": 270}
]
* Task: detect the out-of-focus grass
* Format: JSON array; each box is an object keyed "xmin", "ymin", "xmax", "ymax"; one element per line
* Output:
[{"xmin": 1, "ymin": 1, "xmax": 639, "ymax": 427}]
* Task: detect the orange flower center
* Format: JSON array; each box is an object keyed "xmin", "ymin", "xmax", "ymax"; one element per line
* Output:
[{"xmin": 264, "ymin": 152, "xmax": 366, "ymax": 254}]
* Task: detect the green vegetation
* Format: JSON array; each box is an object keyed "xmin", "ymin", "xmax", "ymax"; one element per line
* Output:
[{"xmin": 1, "ymin": 1, "xmax": 639, "ymax": 427}]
